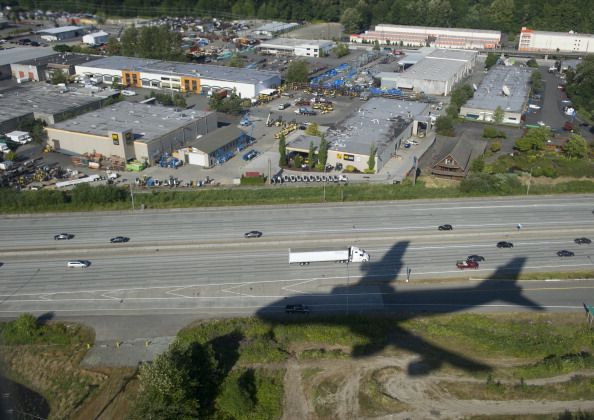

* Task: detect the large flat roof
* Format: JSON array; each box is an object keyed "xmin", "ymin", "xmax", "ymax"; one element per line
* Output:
[
  {"xmin": 79, "ymin": 56, "xmax": 280, "ymax": 85},
  {"xmin": 524, "ymin": 28, "xmax": 594, "ymax": 38},
  {"xmin": 254, "ymin": 22, "xmax": 299, "ymax": 33},
  {"xmin": 14, "ymin": 52, "xmax": 97, "ymax": 67},
  {"xmin": 50, "ymin": 101, "xmax": 213, "ymax": 143},
  {"xmin": 462, "ymin": 66, "xmax": 532, "ymax": 113},
  {"xmin": 259, "ymin": 38, "xmax": 333, "ymax": 48},
  {"xmin": 190, "ymin": 125, "xmax": 244, "ymax": 154},
  {"xmin": 38, "ymin": 26, "xmax": 83, "ymax": 34},
  {"xmin": 383, "ymin": 49, "xmax": 476, "ymax": 82},
  {"xmin": 0, "ymin": 84, "xmax": 114, "ymax": 123},
  {"xmin": 375, "ymin": 24, "xmax": 500, "ymax": 36},
  {"xmin": 0, "ymin": 47, "xmax": 56, "ymax": 66},
  {"xmin": 324, "ymin": 98, "xmax": 428, "ymax": 156}
]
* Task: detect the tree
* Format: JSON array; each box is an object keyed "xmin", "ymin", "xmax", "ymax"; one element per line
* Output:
[
  {"xmin": 333, "ymin": 43, "xmax": 349, "ymax": 58},
  {"xmin": 470, "ymin": 156, "xmax": 485, "ymax": 173},
  {"xmin": 485, "ymin": 53, "xmax": 498, "ymax": 69},
  {"xmin": 514, "ymin": 127, "xmax": 549, "ymax": 152},
  {"xmin": 285, "ymin": 60, "xmax": 309, "ymax": 84},
  {"xmin": 436, "ymin": 116, "xmax": 455, "ymax": 136},
  {"xmin": 278, "ymin": 134, "xmax": 287, "ymax": 166},
  {"xmin": 367, "ymin": 143, "xmax": 376, "ymax": 172},
  {"xmin": 488, "ymin": 0, "xmax": 516, "ymax": 33},
  {"xmin": 5, "ymin": 151, "xmax": 17, "ymax": 161},
  {"xmin": 229, "ymin": 53, "xmax": 244, "ymax": 68},
  {"xmin": 317, "ymin": 136, "xmax": 328, "ymax": 169},
  {"xmin": 120, "ymin": 26, "xmax": 139, "ymax": 57},
  {"xmin": 305, "ymin": 122, "xmax": 321, "ymax": 136},
  {"xmin": 493, "ymin": 106, "xmax": 504, "ymax": 124},
  {"xmin": 565, "ymin": 56, "xmax": 594, "ymax": 121},
  {"xmin": 531, "ymin": 70, "xmax": 544, "ymax": 92},
  {"xmin": 50, "ymin": 69, "xmax": 68, "ymax": 85},
  {"xmin": 563, "ymin": 134, "xmax": 588, "ymax": 159},
  {"xmin": 340, "ymin": 7, "xmax": 363, "ymax": 33},
  {"xmin": 106, "ymin": 36, "xmax": 121, "ymax": 55},
  {"xmin": 308, "ymin": 141, "xmax": 316, "ymax": 169},
  {"xmin": 526, "ymin": 58, "xmax": 538, "ymax": 68}
]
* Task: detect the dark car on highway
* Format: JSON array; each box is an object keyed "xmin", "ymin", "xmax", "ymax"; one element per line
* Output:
[
  {"xmin": 110, "ymin": 236, "xmax": 130, "ymax": 243},
  {"xmin": 467, "ymin": 255, "xmax": 485, "ymax": 262},
  {"xmin": 497, "ymin": 241, "xmax": 513, "ymax": 248},
  {"xmin": 575, "ymin": 237, "xmax": 592, "ymax": 245},
  {"xmin": 244, "ymin": 231, "xmax": 263, "ymax": 238},
  {"xmin": 285, "ymin": 304, "xmax": 310, "ymax": 314},
  {"xmin": 54, "ymin": 233, "xmax": 74, "ymax": 240},
  {"xmin": 557, "ymin": 250, "xmax": 575, "ymax": 257},
  {"xmin": 438, "ymin": 224, "xmax": 453, "ymax": 231}
]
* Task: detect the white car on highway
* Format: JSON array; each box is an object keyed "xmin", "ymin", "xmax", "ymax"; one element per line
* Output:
[{"xmin": 67, "ymin": 260, "xmax": 90, "ymax": 268}]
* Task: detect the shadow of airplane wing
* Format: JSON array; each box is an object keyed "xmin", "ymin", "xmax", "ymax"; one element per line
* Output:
[{"xmin": 257, "ymin": 242, "xmax": 543, "ymax": 376}]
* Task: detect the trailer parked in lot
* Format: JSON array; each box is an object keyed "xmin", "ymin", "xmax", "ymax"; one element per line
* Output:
[{"xmin": 289, "ymin": 246, "xmax": 370, "ymax": 265}]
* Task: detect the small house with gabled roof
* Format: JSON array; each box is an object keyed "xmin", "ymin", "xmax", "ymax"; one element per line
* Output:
[{"xmin": 431, "ymin": 138, "xmax": 487, "ymax": 179}]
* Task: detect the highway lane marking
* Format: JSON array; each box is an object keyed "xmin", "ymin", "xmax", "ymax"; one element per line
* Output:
[
  {"xmin": 0, "ymin": 303, "xmax": 584, "ymax": 314},
  {"xmin": 3, "ymin": 283, "xmax": 594, "ymax": 303}
]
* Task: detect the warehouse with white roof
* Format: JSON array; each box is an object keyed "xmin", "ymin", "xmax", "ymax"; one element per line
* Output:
[
  {"xmin": 518, "ymin": 27, "xmax": 594, "ymax": 53},
  {"xmin": 379, "ymin": 48, "xmax": 477, "ymax": 96},
  {"xmin": 75, "ymin": 56, "xmax": 281, "ymax": 98},
  {"xmin": 258, "ymin": 38, "xmax": 334, "ymax": 57},
  {"xmin": 38, "ymin": 26, "xmax": 84, "ymax": 42},
  {"xmin": 459, "ymin": 66, "xmax": 532, "ymax": 125}
]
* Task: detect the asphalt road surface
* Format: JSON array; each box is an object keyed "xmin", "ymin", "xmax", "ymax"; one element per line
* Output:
[{"xmin": 1, "ymin": 195, "xmax": 594, "ymax": 319}]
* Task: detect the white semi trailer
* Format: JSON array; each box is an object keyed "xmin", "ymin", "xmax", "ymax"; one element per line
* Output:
[{"xmin": 289, "ymin": 246, "xmax": 370, "ymax": 265}]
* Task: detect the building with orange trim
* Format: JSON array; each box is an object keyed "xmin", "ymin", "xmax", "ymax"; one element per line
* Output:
[{"xmin": 518, "ymin": 27, "xmax": 594, "ymax": 53}]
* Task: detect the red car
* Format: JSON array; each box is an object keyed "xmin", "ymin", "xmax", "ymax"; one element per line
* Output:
[{"xmin": 456, "ymin": 260, "xmax": 479, "ymax": 270}]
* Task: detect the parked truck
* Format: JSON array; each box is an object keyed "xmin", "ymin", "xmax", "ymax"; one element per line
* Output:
[{"xmin": 289, "ymin": 246, "xmax": 370, "ymax": 266}]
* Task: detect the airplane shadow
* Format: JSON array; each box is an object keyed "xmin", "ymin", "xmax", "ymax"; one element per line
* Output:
[{"xmin": 256, "ymin": 240, "xmax": 542, "ymax": 376}]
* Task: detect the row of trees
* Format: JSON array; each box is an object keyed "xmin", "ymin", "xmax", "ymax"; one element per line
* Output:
[
  {"xmin": 565, "ymin": 56, "xmax": 594, "ymax": 123},
  {"xmin": 8, "ymin": 0, "xmax": 593, "ymax": 35},
  {"xmin": 108, "ymin": 25, "xmax": 185, "ymax": 61}
]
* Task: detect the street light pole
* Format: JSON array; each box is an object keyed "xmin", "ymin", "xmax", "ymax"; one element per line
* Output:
[{"xmin": 130, "ymin": 181, "xmax": 135, "ymax": 210}]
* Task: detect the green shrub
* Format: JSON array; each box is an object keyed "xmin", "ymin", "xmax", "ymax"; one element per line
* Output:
[
  {"xmin": 483, "ymin": 126, "xmax": 507, "ymax": 139},
  {"xmin": 240, "ymin": 175, "xmax": 266, "ymax": 185},
  {"xmin": 490, "ymin": 141, "xmax": 502, "ymax": 152}
]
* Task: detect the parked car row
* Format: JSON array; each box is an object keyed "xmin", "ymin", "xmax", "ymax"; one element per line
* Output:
[{"xmin": 271, "ymin": 174, "xmax": 349, "ymax": 184}]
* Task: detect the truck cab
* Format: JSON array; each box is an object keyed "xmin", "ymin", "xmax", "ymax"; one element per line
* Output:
[{"xmin": 350, "ymin": 246, "xmax": 370, "ymax": 262}]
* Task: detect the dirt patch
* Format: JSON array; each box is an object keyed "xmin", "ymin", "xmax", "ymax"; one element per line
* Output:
[{"xmin": 419, "ymin": 175, "xmax": 460, "ymax": 188}]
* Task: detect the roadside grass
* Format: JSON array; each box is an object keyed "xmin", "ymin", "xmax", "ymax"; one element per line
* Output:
[
  {"xmin": 440, "ymin": 375, "xmax": 594, "ymax": 401},
  {"xmin": 0, "ymin": 316, "xmax": 106, "ymax": 420},
  {"xmin": 405, "ymin": 313, "xmax": 593, "ymax": 362},
  {"xmin": 178, "ymin": 314, "xmax": 593, "ymax": 379},
  {"xmin": 468, "ymin": 414, "xmax": 594, "ymax": 420},
  {"xmin": 488, "ymin": 153, "xmax": 594, "ymax": 178},
  {"xmin": 302, "ymin": 367, "xmax": 323, "ymax": 382},
  {"xmin": 4, "ymin": 179, "xmax": 594, "ymax": 214},
  {"xmin": 508, "ymin": 352, "xmax": 594, "ymax": 380},
  {"xmin": 297, "ymin": 348, "xmax": 350, "ymax": 360},
  {"xmin": 310, "ymin": 372, "xmax": 344, "ymax": 418},
  {"xmin": 215, "ymin": 368, "xmax": 284, "ymax": 420},
  {"xmin": 513, "ymin": 270, "xmax": 594, "ymax": 281},
  {"xmin": 358, "ymin": 367, "xmax": 409, "ymax": 417}
]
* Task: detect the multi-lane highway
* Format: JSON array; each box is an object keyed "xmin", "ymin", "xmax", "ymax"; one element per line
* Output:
[{"xmin": 1, "ymin": 195, "xmax": 593, "ymax": 318}]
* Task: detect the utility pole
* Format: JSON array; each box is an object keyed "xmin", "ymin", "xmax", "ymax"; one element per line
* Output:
[
  {"xmin": 130, "ymin": 181, "xmax": 135, "ymax": 210},
  {"xmin": 526, "ymin": 168, "xmax": 532, "ymax": 195}
]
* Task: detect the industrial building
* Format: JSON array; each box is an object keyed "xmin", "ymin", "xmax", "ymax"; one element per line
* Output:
[
  {"xmin": 0, "ymin": 47, "xmax": 56, "ymax": 80},
  {"xmin": 38, "ymin": 26, "xmax": 84, "ymax": 42},
  {"xmin": 0, "ymin": 84, "xmax": 118, "ymax": 133},
  {"xmin": 45, "ymin": 101, "xmax": 217, "ymax": 165},
  {"xmin": 252, "ymin": 22, "xmax": 299, "ymax": 38},
  {"xmin": 75, "ymin": 56, "xmax": 281, "ymax": 98},
  {"xmin": 287, "ymin": 98, "xmax": 429, "ymax": 173},
  {"xmin": 378, "ymin": 48, "xmax": 478, "ymax": 96},
  {"xmin": 459, "ymin": 66, "xmax": 532, "ymax": 125},
  {"xmin": 351, "ymin": 24, "xmax": 500, "ymax": 49},
  {"xmin": 180, "ymin": 126, "xmax": 251, "ymax": 168},
  {"xmin": 82, "ymin": 31, "xmax": 109, "ymax": 46},
  {"xmin": 258, "ymin": 38, "xmax": 334, "ymax": 57},
  {"xmin": 11, "ymin": 53, "xmax": 96, "ymax": 82},
  {"xmin": 518, "ymin": 27, "xmax": 594, "ymax": 53}
]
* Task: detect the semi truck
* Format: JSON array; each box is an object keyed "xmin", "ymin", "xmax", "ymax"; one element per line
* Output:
[{"xmin": 289, "ymin": 246, "xmax": 370, "ymax": 265}]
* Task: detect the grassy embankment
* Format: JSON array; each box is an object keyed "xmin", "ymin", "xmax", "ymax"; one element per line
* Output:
[{"xmin": 2, "ymin": 312, "xmax": 593, "ymax": 418}]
